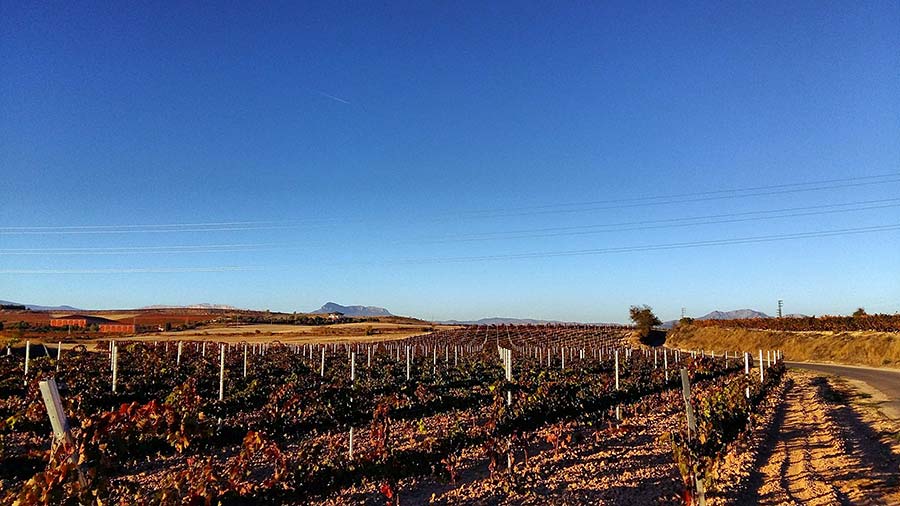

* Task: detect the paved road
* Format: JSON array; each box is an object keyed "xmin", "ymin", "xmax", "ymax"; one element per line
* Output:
[{"xmin": 786, "ymin": 361, "xmax": 900, "ymax": 419}]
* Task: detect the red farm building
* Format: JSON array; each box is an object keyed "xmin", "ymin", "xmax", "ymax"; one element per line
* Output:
[{"xmin": 49, "ymin": 314, "xmax": 136, "ymax": 333}]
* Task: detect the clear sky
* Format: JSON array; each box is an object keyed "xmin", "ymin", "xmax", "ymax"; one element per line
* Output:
[{"xmin": 2, "ymin": 1, "xmax": 899, "ymax": 322}]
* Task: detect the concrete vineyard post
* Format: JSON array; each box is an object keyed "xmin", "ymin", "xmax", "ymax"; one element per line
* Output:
[
  {"xmin": 24, "ymin": 340, "xmax": 30, "ymax": 385},
  {"xmin": 349, "ymin": 427, "xmax": 354, "ymax": 460},
  {"xmin": 243, "ymin": 344, "xmax": 248, "ymax": 378},
  {"xmin": 351, "ymin": 352, "xmax": 356, "ymax": 382},
  {"xmin": 39, "ymin": 378, "xmax": 70, "ymax": 441},
  {"xmin": 406, "ymin": 346, "xmax": 411, "ymax": 381},
  {"xmin": 111, "ymin": 341, "xmax": 118, "ymax": 393},
  {"xmin": 57, "ymin": 341, "xmax": 62, "ymax": 371},
  {"xmin": 615, "ymin": 349, "xmax": 620, "ymax": 391},
  {"xmin": 654, "ymin": 349, "xmax": 658, "ymax": 369},
  {"xmin": 39, "ymin": 378, "xmax": 88, "ymax": 486},
  {"xmin": 177, "ymin": 341, "xmax": 182, "ymax": 366},
  {"xmin": 744, "ymin": 352, "xmax": 750, "ymax": 399},
  {"xmin": 663, "ymin": 349, "xmax": 669, "ymax": 381},
  {"xmin": 219, "ymin": 344, "xmax": 225, "ymax": 401},
  {"xmin": 759, "ymin": 349, "xmax": 764, "ymax": 382},
  {"xmin": 320, "ymin": 347, "xmax": 326, "ymax": 377}
]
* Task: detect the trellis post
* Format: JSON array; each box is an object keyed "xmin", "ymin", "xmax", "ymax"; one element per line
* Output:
[
  {"xmin": 219, "ymin": 344, "xmax": 225, "ymax": 401},
  {"xmin": 680, "ymin": 369, "xmax": 706, "ymax": 506}
]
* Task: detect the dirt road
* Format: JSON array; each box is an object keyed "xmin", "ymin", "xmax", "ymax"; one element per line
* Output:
[
  {"xmin": 740, "ymin": 373, "xmax": 900, "ymax": 505},
  {"xmin": 786, "ymin": 361, "xmax": 900, "ymax": 420}
]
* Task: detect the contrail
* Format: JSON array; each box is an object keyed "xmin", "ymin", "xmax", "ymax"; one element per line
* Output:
[{"xmin": 314, "ymin": 90, "xmax": 351, "ymax": 104}]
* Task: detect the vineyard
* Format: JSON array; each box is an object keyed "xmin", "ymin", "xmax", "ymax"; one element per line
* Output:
[
  {"xmin": 0, "ymin": 325, "xmax": 784, "ymax": 505},
  {"xmin": 689, "ymin": 313, "xmax": 900, "ymax": 333}
]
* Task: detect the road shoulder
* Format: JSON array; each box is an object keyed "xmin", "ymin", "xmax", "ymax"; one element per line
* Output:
[{"xmin": 737, "ymin": 371, "xmax": 900, "ymax": 506}]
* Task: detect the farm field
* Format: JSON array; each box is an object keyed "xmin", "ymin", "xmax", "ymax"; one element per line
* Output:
[
  {"xmin": 0, "ymin": 308, "xmax": 446, "ymax": 348},
  {"xmin": 148, "ymin": 322, "xmax": 454, "ymax": 343},
  {"xmin": 0, "ymin": 325, "xmax": 801, "ymax": 505}
]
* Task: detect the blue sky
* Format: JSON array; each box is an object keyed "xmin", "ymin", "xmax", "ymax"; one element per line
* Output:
[{"xmin": 2, "ymin": 1, "xmax": 898, "ymax": 322}]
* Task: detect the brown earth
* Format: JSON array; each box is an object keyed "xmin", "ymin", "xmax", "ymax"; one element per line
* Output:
[
  {"xmin": 321, "ymin": 371, "xmax": 900, "ymax": 506},
  {"xmin": 141, "ymin": 322, "xmax": 452, "ymax": 344},
  {"xmin": 322, "ymin": 390, "xmax": 689, "ymax": 505},
  {"xmin": 737, "ymin": 372, "xmax": 900, "ymax": 505}
]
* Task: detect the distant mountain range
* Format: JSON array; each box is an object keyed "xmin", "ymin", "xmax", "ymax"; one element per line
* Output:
[
  {"xmin": 661, "ymin": 308, "xmax": 772, "ymax": 328},
  {"xmin": 139, "ymin": 303, "xmax": 239, "ymax": 310},
  {"xmin": 0, "ymin": 300, "xmax": 81, "ymax": 311},
  {"xmin": 699, "ymin": 309, "xmax": 770, "ymax": 320},
  {"xmin": 311, "ymin": 302, "xmax": 393, "ymax": 317}
]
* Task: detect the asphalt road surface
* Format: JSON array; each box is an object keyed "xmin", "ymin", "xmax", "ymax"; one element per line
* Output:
[{"xmin": 786, "ymin": 361, "xmax": 900, "ymax": 420}]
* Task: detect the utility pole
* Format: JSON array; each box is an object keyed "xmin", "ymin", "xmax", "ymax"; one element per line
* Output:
[{"xmin": 777, "ymin": 299, "xmax": 783, "ymax": 318}]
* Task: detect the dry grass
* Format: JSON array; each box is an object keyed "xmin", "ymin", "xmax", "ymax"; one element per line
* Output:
[{"xmin": 667, "ymin": 325, "xmax": 900, "ymax": 369}]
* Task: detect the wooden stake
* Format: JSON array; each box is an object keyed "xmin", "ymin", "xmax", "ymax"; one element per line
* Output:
[{"xmin": 680, "ymin": 369, "xmax": 706, "ymax": 505}]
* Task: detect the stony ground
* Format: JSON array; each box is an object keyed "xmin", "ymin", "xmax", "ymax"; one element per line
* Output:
[
  {"xmin": 322, "ymin": 371, "xmax": 900, "ymax": 506},
  {"xmin": 737, "ymin": 372, "xmax": 900, "ymax": 506}
]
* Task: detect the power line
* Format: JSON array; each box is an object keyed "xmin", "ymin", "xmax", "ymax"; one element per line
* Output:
[
  {"xmin": 419, "ymin": 197, "xmax": 900, "ymax": 243},
  {"xmin": 461, "ymin": 172, "xmax": 900, "ymax": 214},
  {"xmin": 3, "ymin": 223, "xmax": 897, "ymax": 269},
  {"xmin": 2, "ymin": 172, "xmax": 899, "ymax": 234},
  {"xmin": 4, "ymin": 198, "xmax": 897, "ymax": 255},
  {"xmin": 392, "ymin": 223, "xmax": 900, "ymax": 265},
  {"xmin": 452, "ymin": 176, "xmax": 900, "ymax": 219}
]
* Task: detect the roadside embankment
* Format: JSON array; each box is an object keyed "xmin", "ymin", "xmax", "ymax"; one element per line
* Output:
[{"xmin": 666, "ymin": 324, "xmax": 900, "ymax": 369}]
